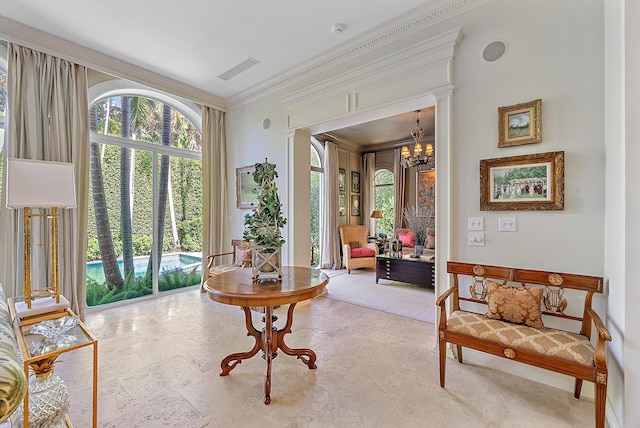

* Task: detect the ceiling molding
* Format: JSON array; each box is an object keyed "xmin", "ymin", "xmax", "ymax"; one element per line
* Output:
[
  {"xmin": 227, "ymin": 0, "xmax": 488, "ymax": 108},
  {"xmin": 0, "ymin": 15, "xmax": 227, "ymax": 111}
]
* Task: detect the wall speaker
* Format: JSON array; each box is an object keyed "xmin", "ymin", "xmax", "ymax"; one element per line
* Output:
[{"xmin": 482, "ymin": 41, "xmax": 507, "ymax": 62}]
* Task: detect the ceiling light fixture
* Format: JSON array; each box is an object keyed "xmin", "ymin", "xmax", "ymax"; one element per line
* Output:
[
  {"xmin": 332, "ymin": 23, "xmax": 345, "ymax": 34},
  {"xmin": 401, "ymin": 110, "xmax": 434, "ymax": 168}
]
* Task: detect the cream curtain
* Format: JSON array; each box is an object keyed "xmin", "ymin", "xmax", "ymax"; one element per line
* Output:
[
  {"xmin": 362, "ymin": 153, "xmax": 375, "ymax": 234},
  {"xmin": 393, "ymin": 148, "xmax": 406, "ymax": 230},
  {"xmin": 202, "ymin": 107, "xmax": 228, "ymax": 277},
  {"xmin": 1, "ymin": 43, "xmax": 90, "ymax": 318},
  {"xmin": 320, "ymin": 141, "xmax": 341, "ymax": 269}
]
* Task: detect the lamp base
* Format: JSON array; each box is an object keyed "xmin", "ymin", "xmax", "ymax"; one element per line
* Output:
[{"xmin": 14, "ymin": 296, "xmax": 70, "ymax": 320}]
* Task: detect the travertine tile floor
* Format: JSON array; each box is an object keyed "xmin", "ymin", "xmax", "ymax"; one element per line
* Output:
[{"xmin": 55, "ymin": 271, "xmax": 595, "ymax": 427}]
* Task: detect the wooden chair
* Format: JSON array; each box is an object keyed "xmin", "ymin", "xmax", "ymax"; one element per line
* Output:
[
  {"xmin": 339, "ymin": 225, "xmax": 378, "ymax": 274},
  {"xmin": 200, "ymin": 239, "xmax": 251, "ymax": 292}
]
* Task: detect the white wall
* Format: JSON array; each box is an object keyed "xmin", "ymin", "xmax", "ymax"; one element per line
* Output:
[{"xmin": 604, "ymin": 0, "xmax": 625, "ymax": 426}]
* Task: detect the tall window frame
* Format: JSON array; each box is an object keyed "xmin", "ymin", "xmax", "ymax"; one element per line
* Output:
[
  {"xmin": 87, "ymin": 82, "xmax": 203, "ymax": 310},
  {"xmin": 374, "ymin": 168, "xmax": 395, "ymax": 238},
  {"xmin": 310, "ymin": 141, "xmax": 324, "ymax": 267}
]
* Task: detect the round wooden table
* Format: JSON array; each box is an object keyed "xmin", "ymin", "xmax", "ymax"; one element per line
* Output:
[{"xmin": 204, "ymin": 266, "xmax": 329, "ymax": 404}]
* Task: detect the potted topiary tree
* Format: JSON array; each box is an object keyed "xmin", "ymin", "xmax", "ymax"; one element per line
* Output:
[{"xmin": 243, "ymin": 158, "xmax": 287, "ymax": 281}]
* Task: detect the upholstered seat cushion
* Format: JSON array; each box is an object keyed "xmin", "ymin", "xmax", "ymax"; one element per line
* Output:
[
  {"xmin": 447, "ymin": 310, "xmax": 594, "ymax": 367},
  {"xmin": 209, "ymin": 264, "xmax": 242, "ymax": 276},
  {"xmin": 351, "ymin": 247, "xmax": 375, "ymax": 258}
]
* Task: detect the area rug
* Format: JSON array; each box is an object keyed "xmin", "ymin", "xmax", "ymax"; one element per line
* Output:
[{"xmin": 320, "ymin": 269, "xmax": 435, "ymax": 324}]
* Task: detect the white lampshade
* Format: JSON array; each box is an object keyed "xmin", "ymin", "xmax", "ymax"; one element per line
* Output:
[{"xmin": 6, "ymin": 158, "xmax": 76, "ymax": 209}]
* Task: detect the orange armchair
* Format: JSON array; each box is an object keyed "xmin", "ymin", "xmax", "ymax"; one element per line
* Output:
[{"xmin": 339, "ymin": 225, "xmax": 379, "ymax": 274}]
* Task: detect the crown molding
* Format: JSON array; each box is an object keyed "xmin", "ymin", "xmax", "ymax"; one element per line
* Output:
[
  {"xmin": 227, "ymin": 0, "xmax": 489, "ymax": 108},
  {"xmin": 0, "ymin": 15, "xmax": 227, "ymax": 111}
]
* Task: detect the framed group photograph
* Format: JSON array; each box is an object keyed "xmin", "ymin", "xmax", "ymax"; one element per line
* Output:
[
  {"xmin": 338, "ymin": 168, "xmax": 346, "ymax": 192},
  {"xmin": 236, "ymin": 165, "xmax": 259, "ymax": 209},
  {"xmin": 351, "ymin": 194, "xmax": 361, "ymax": 216},
  {"xmin": 479, "ymin": 151, "xmax": 564, "ymax": 211},
  {"xmin": 498, "ymin": 99, "xmax": 542, "ymax": 148},
  {"xmin": 351, "ymin": 171, "xmax": 360, "ymax": 193}
]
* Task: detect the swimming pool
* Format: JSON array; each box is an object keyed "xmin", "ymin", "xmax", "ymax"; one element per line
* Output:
[{"xmin": 86, "ymin": 252, "xmax": 202, "ymax": 283}]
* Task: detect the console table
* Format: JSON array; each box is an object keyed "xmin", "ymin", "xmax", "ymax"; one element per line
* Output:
[{"xmin": 376, "ymin": 254, "xmax": 435, "ymax": 288}]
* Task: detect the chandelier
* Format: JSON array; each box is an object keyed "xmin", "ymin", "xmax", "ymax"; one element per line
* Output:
[{"xmin": 400, "ymin": 110, "xmax": 434, "ymax": 168}]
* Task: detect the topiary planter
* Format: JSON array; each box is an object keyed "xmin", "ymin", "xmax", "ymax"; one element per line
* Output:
[{"xmin": 251, "ymin": 246, "xmax": 282, "ymax": 282}]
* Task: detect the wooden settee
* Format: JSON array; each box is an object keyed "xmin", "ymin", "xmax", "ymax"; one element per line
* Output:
[{"xmin": 436, "ymin": 261, "xmax": 611, "ymax": 428}]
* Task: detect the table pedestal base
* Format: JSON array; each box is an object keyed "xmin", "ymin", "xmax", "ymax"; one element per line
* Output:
[{"xmin": 219, "ymin": 303, "xmax": 317, "ymax": 404}]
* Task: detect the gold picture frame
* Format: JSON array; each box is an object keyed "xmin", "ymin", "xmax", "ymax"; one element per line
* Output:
[
  {"xmin": 417, "ymin": 170, "xmax": 436, "ymax": 212},
  {"xmin": 480, "ymin": 151, "xmax": 564, "ymax": 211},
  {"xmin": 498, "ymin": 99, "xmax": 542, "ymax": 147},
  {"xmin": 236, "ymin": 165, "xmax": 259, "ymax": 209}
]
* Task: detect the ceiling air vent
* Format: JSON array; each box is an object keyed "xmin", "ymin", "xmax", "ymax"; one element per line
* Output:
[{"xmin": 218, "ymin": 57, "xmax": 260, "ymax": 81}]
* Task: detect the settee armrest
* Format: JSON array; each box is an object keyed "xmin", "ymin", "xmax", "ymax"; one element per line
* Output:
[
  {"xmin": 585, "ymin": 307, "xmax": 612, "ymax": 372},
  {"xmin": 435, "ymin": 286, "xmax": 458, "ymax": 329}
]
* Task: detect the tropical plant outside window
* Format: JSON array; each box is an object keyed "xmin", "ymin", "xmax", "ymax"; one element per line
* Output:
[
  {"xmin": 310, "ymin": 144, "xmax": 323, "ymax": 267},
  {"xmin": 87, "ymin": 95, "xmax": 202, "ymax": 307},
  {"xmin": 374, "ymin": 169, "xmax": 394, "ymax": 237}
]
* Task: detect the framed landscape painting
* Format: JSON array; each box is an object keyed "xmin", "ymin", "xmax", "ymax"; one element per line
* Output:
[
  {"xmin": 498, "ymin": 99, "xmax": 542, "ymax": 148},
  {"xmin": 236, "ymin": 165, "xmax": 259, "ymax": 209},
  {"xmin": 480, "ymin": 151, "xmax": 564, "ymax": 211}
]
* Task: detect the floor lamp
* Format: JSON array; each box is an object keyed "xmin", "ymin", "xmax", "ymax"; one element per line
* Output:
[{"xmin": 5, "ymin": 158, "xmax": 77, "ymax": 319}]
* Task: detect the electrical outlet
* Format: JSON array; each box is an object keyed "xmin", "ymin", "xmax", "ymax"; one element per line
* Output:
[
  {"xmin": 468, "ymin": 231, "xmax": 484, "ymax": 246},
  {"xmin": 468, "ymin": 217, "xmax": 484, "ymax": 231},
  {"xmin": 499, "ymin": 217, "xmax": 516, "ymax": 232}
]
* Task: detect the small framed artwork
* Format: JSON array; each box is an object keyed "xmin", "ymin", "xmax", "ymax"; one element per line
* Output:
[
  {"xmin": 351, "ymin": 194, "xmax": 361, "ymax": 216},
  {"xmin": 480, "ymin": 151, "xmax": 564, "ymax": 211},
  {"xmin": 339, "ymin": 193, "xmax": 346, "ymax": 216},
  {"xmin": 236, "ymin": 165, "xmax": 259, "ymax": 209},
  {"xmin": 338, "ymin": 168, "xmax": 346, "ymax": 192},
  {"xmin": 351, "ymin": 171, "xmax": 360, "ymax": 193},
  {"xmin": 417, "ymin": 170, "xmax": 436, "ymax": 212},
  {"xmin": 498, "ymin": 99, "xmax": 542, "ymax": 148}
]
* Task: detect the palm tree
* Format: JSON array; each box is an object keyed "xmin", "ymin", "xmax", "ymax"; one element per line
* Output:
[
  {"xmin": 89, "ymin": 104, "xmax": 124, "ymax": 289},
  {"xmin": 120, "ymin": 96, "xmax": 134, "ymax": 280},
  {"xmin": 146, "ymin": 103, "xmax": 172, "ymax": 276}
]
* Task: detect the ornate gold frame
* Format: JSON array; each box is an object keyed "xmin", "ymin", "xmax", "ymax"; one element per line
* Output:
[
  {"xmin": 498, "ymin": 98, "xmax": 542, "ymax": 147},
  {"xmin": 480, "ymin": 151, "xmax": 564, "ymax": 211}
]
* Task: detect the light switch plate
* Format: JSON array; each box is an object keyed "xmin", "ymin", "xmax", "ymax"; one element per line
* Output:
[
  {"xmin": 499, "ymin": 217, "xmax": 516, "ymax": 232},
  {"xmin": 468, "ymin": 231, "xmax": 484, "ymax": 246},
  {"xmin": 468, "ymin": 217, "xmax": 484, "ymax": 231}
]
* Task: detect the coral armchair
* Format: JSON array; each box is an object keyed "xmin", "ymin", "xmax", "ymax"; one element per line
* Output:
[{"xmin": 339, "ymin": 225, "xmax": 379, "ymax": 274}]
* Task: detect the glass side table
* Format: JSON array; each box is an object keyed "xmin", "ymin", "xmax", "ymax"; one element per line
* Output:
[{"xmin": 8, "ymin": 301, "xmax": 97, "ymax": 428}]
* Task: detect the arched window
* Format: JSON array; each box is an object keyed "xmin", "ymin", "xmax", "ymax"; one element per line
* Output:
[
  {"xmin": 310, "ymin": 143, "xmax": 323, "ymax": 267},
  {"xmin": 374, "ymin": 169, "xmax": 394, "ymax": 237},
  {"xmin": 86, "ymin": 93, "xmax": 202, "ymax": 307}
]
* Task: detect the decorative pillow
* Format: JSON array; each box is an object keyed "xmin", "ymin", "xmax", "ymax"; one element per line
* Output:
[
  {"xmin": 234, "ymin": 247, "xmax": 252, "ymax": 267},
  {"xmin": 485, "ymin": 281, "xmax": 545, "ymax": 330},
  {"xmin": 350, "ymin": 247, "xmax": 375, "ymax": 258},
  {"xmin": 426, "ymin": 234, "xmax": 435, "ymax": 249},
  {"xmin": 398, "ymin": 231, "xmax": 415, "ymax": 247},
  {"xmin": 349, "ymin": 241, "xmax": 360, "ymax": 249}
]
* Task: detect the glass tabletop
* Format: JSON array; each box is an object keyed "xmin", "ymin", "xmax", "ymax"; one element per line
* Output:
[{"xmin": 18, "ymin": 316, "xmax": 95, "ymax": 360}]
